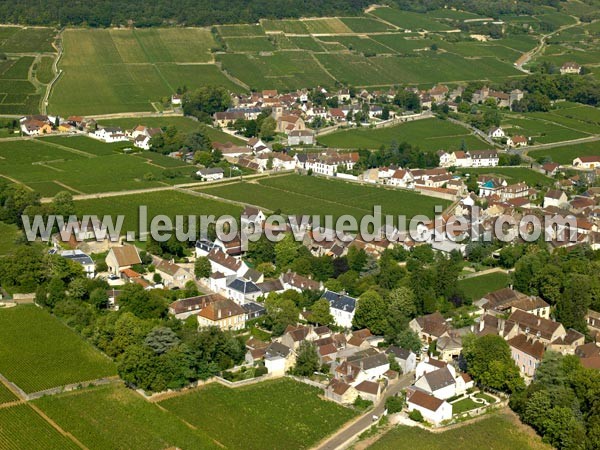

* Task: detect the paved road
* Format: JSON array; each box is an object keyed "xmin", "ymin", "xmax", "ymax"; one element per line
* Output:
[{"xmin": 315, "ymin": 373, "xmax": 414, "ymax": 450}]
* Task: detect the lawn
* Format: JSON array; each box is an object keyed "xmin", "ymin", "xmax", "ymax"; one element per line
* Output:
[
  {"xmin": 34, "ymin": 384, "xmax": 219, "ymax": 450},
  {"xmin": 452, "ymin": 397, "xmax": 480, "ymax": 414},
  {"xmin": 458, "ymin": 167, "xmax": 553, "ymax": 187},
  {"xmin": 200, "ymin": 173, "xmax": 450, "ymax": 222},
  {"xmin": 159, "ymin": 378, "xmax": 357, "ymax": 450},
  {"xmin": 474, "ymin": 391, "xmax": 497, "ymax": 404},
  {"xmin": 0, "ymin": 404, "xmax": 79, "ymax": 449},
  {"xmin": 458, "ymin": 272, "xmax": 510, "ymax": 301},
  {"xmin": 0, "ymin": 306, "xmax": 116, "ymax": 394},
  {"xmin": 318, "ymin": 118, "xmax": 491, "ymax": 152},
  {"xmin": 528, "ymin": 141, "xmax": 600, "ymax": 164},
  {"xmin": 369, "ymin": 411, "xmax": 550, "ymax": 449},
  {"xmin": 75, "ymin": 190, "xmax": 242, "ymax": 237}
]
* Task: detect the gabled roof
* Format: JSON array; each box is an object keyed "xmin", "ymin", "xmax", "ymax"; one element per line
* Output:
[
  {"xmin": 507, "ymin": 334, "xmax": 545, "ymax": 360},
  {"xmin": 408, "ymin": 389, "xmax": 445, "ymax": 412},
  {"xmin": 385, "ymin": 346, "xmax": 412, "ymax": 360},
  {"xmin": 414, "ymin": 312, "xmax": 448, "ymax": 337},
  {"xmin": 198, "ymin": 298, "xmax": 245, "ymax": 322},
  {"xmin": 169, "ymin": 293, "xmax": 224, "ymax": 314},
  {"xmin": 109, "ymin": 245, "xmax": 141, "ymax": 267},
  {"xmin": 507, "ymin": 309, "xmax": 563, "ymax": 341},
  {"xmin": 423, "ymin": 367, "xmax": 455, "ymax": 391},
  {"xmin": 355, "ymin": 380, "xmax": 380, "ymax": 395},
  {"xmin": 227, "ymin": 278, "xmax": 260, "ymax": 294}
]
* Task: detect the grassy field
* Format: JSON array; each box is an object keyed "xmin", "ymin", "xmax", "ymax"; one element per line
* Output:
[
  {"xmin": 75, "ymin": 190, "xmax": 242, "ymax": 235},
  {"xmin": 0, "ymin": 306, "xmax": 116, "ymax": 393},
  {"xmin": 200, "ymin": 174, "xmax": 450, "ymax": 222},
  {"xmin": 159, "ymin": 378, "xmax": 357, "ymax": 450},
  {"xmin": 340, "ymin": 17, "xmax": 392, "ymax": 33},
  {"xmin": 369, "ymin": 7, "xmax": 453, "ymax": 31},
  {"xmin": 318, "ymin": 118, "xmax": 491, "ymax": 152},
  {"xmin": 528, "ymin": 140, "xmax": 600, "ymax": 164},
  {"xmin": 369, "ymin": 411, "xmax": 550, "ymax": 449},
  {"xmin": 458, "ymin": 271, "xmax": 510, "ymax": 300},
  {"xmin": 0, "ymin": 404, "xmax": 79, "ymax": 449},
  {"xmin": 49, "ymin": 28, "xmax": 242, "ymax": 115},
  {"xmin": 34, "ymin": 56, "xmax": 55, "ymax": 84},
  {"xmin": 459, "ymin": 167, "xmax": 553, "ymax": 187},
  {"xmin": 34, "ymin": 384, "xmax": 219, "ymax": 450},
  {"xmin": 0, "ymin": 137, "xmax": 199, "ymax": 196},
  {"xmin": 452, "ymin": 397, "xmax": 480, "ymax": 414},
  {"xmin": 0, "ymin": 382, "xmax": 17, "ymax": 404}
]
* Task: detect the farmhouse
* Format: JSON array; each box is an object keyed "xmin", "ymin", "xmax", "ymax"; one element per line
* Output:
[
  {"xmin": 406, "ymin": 390, "xmax": 452, "ymax": 425},
  {"xmin": 325, "ymin": 379, "xmax": 358, "ymax": 404},
  {"xmin": 288, "ymin": 129, "xmax": 315, "ymax": 146},
  {"xmin": 544, "ymin": 189, "xmax": 568, "ymax": 209},
  {"xmin": 488, "ymin": 127, "xmax": 505, "ymax": 139},
  {"xmin": 560, "ymin": 62, "xmax": 581, "ymax": 74},
  {"xmin": 154, "ymin": 258, "xmax": 193, "ymax": 289},
  {"xmin": 105, "ymin": 245, "xmax": 142, "ymax": 275},
  {"xmin": 385, "ymin": 346, "xmax": 416, "ymax": 373},
  {"xmin": 573, "ymin": 156, "xmax": 600, "ymax": 170},
  {"xmin": 93, "ymin": 126, "xmax": 129, "ymax": 143},
  {"xmin": 20, "ymin": 118, "xmax": 52, "ymax": 135},
  {"xmin": 409, "ymin": 312, "xmax": 448, "ymax": 343},
  {"xmin": 196, "ymin": 167, "xmax": 224, "ymax": 181}
]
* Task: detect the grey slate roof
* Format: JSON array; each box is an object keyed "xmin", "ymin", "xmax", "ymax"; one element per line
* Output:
[
  {"xmin": 322, "ymin": 290, "xmax": 356, "ymax": 313},
  {"xmin": 227, "ymin": 278, "xmax": 260, "ymax": 294}
]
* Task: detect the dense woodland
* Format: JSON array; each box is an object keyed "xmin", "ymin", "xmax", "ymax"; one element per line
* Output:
[{"xmin": 0, "ymin": 0, "xmax": 371, "ymax": 26}]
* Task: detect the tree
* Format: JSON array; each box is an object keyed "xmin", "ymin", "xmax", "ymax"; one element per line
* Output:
[
  {"xmin": 275, "ymin": 234, "xmax": 299, "ymax": 270},
  {"xmin": 264, "ymin": 293, "xmax": 299, "ymax": 336},
  {"xmin": 462, "ymin": 334, "xmax": 524, "ymax": 394},
  {"xmin": 385, "ymin": 394, "xmax": 405, "ymax": 414},
  {"xmin": 118, "ymin": 283, "xmax": 167, "ymax": 319},
  {"xmin": 182, "ymin": 86, "xmax": 231, "ymax": 122},
  {"xmin": 144, "ymin": 327, "xmax": 180, "ymax": 354},
  {"xmin": 309, "ymin": 298, "xmax": 333, "ymax": 326},
  {"xmin": 260, "ymin": 117, "xmax": 276, "ymax": 141},
  {"xmin": 293, "ymin": 341, "xmax": 320, "ymax": 376},
  {"xmin": 51, "ymin": 191, "xmax": 75, "ymax": 216},
  {"xmin": 89, "ymin": 287, "xmax": 109, "ymax": 309},
  {"xmin": 194, "ymin": 256, "xmax": 211, "ymax": 279},
  {"xmin": 387, "ymin": 287, "xmax": 416, "ymax": 319},
  {"xmin": 393, "ymin": 329, "xmax": 422, "ymax": 353},
  {"xmin": 352, "ymin": 290, "xmax": 388, "ymax": 335}
]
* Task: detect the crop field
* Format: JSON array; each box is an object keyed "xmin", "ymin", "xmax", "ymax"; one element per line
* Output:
[
  {"xmin": 369, "ymin": 411, "xmax": 550, "ymax": 449},
  {"xmin": 34, "ymin": 385, "xmax": 219, "ymax": 450},
  {"xmin": 0, "ymin": 382, "xmax": 17, "ymax": 404},
  {"xmin": 0, "ymin": 138, "xmax": 196, "ymax": 197},
  {"xmin": 224, "ymin": 36, "xmax": 277, "ymax": 52},
  {"xmin": 368, "ymin": 7, "xmax": 453, "ymax": 31},
  {"xmin": 318, "ymin": 118, "xmax": 491, "ymax": 152},
  {"xmin": 528, "ymin": 141, "xmax": 600, "ymax": 164},
  {"xmin": 262, "ymin": 19, "xmax": 310, "ymax": 34},
  {"xmin": 318, "ymin": 36, "xmax": 395, "ymax": 55},
  {"xmin": 34, "ymin": 56, "xmax": 55, "ymax": 84},
  {"xmin": 0, "ymin": 26, "xmax": 56, "ymax": 53},
  {"xmin": 159, "ymin": 378, "xmax": 357, "ymax": 450},
  {"xmin": 49, "ymin": 28, "xmax": 242, "ymax": 115},
  {"xmin": 200, "ymin": 174, "xmax": 450, "ymax": 222},
  {"xmin": 501, "ymin": 115, "xmax": 591, "ymax": 144},
  {"xmin": 75, "ymin": 190, "xmax": 242, "ymax": 235},
  {"xmin": 302, "ymin": 18, "xmax": 353, "ymax": 34},
  {"xmin": 0, "ymin": 306, "xmax": 116, "ymax": 394},
  {"xmin": 340, "ymin": 17, "xmax": 392, "ymax": 33},
  {"xmin": 218, "ymin": 52, "xmax": 336, "ymax": 91},
  {"xmin": 458, "ymin": 271, "xmax": 510, "ymax": 301},
  {"xmin": 314, "ymin": 52, "xmax": 522, "ymax": 86},
  {"xmin": 217, "ymin": 24, "xmax": 266, "ymax": 37},
  {"xmin": 0, "ymin": 56, "xmax": 42, "ymax": 114},
  {"xmin": 459, "ymin": 167, "xmax": 553, "ymax": 187},
  {"xmin": 0, "ymin": 404, "xmax": 79, "ymax": 449}
]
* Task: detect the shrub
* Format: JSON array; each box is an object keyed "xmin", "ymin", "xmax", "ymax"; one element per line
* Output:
[{"xmin": 408, "ymin": 409, "xmax": 423, "ymax": 422}]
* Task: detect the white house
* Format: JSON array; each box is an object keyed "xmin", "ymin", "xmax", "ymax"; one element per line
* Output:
[
  {"xmin": 207, "ymin": 248, "xmax": 249, "ymax": 277},
  {"xmin": 225, "ymin": 278, "xmax": 262, "ymax": 304},
  {"xmin": 407, "ymin": 390, "xmax": 452, "ymax": 425},
  {"xmin": 388, "ymin": 169, "xmax": 414, "ymax": 189},
  {"xmin": 543, "ymin": 189, "xmax": 568, "ymax": 209},
  {"xmin": 60, "ymin": 250, "xmax": 96, "ymax": 278},
  {"xmin": 470, "ymin": 150, "xmax": 499, "ymax": 167},
  {"xmin": 385, "ymin": 346, "xmax": 416, "ymax": 374},
  {"xmin": 573, "ymin": 156, "xmax": 600, "ymax": 170},
  {"xmin": 288, "ymin": 130, "xmax": 315, "ymax": 146},
  {"xmin": 92, "ymin": 126, "xmax": 129, "ymax": 143},
  {"xmin": 322, "ymin": 290, "xmax": 356, "ymax": 329},
  {"xmin": 488, "ymin": 127, "xmax": 505, "ymax": 139},
  {"xmin": 196, "ymin": 167, "xmax": 224, "ymax": 181}
]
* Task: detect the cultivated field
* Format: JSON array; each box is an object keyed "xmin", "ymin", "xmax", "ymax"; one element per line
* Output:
[
  {"xmin": 458, "ymin": 271, "xmax": 510, "ymax": 301},
  {"xmin": 0, "ymin": 306, "xmax": 116, "ymax": 394},
  {"xmin": 528, "ymin": 140, "xmax": 600, "ymax": 164},
  {"xmin": 200, "ymin": 174, "xmax": 450, "ymax": 222},
  {"xmin": 368, "ymin": 7, "xmax": 453, "ymax": 31},
  {"xmin": 34, "ymin": 384, "xmax": 219, "ymax": 450},
  {"xmin": 75, "ymin": 190, "xmax": 242, "ymax": 236},
  {"xmin": 0, "ymin": 26, "xmax": 56, "ymax": 53},
  {"xmin": 0, "ymin": 381, "xmax": 17, "ymax": 404},
  {"xmin": 0, "ymin": 56, "xmax": 42, "ymax": 114},
  {"xmin": 49, "ymin": 28, "xmax": 242, "ymax": 115},
  {"xmin": 0, "ymin": 137, "xmax": 198, "ymax": 196},
  {"xmin": 159, "ymin": 378, "xmax": 357, "ymax": 450},
  {"xmin": 368, "ymin": 411, "xmax": 550, "ymax": 449},
  {"xmin": 318, "ymin": 118, "xmax": 491, "ymax": 152},
  {"xmin": 0, "ymin": 404, "xmax": 79, "ymax": 449}
]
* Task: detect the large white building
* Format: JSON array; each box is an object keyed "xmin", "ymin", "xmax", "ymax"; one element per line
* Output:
[{"xmin": 322, "ymin": 290, "xmax": 356, "ymax": 329}]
